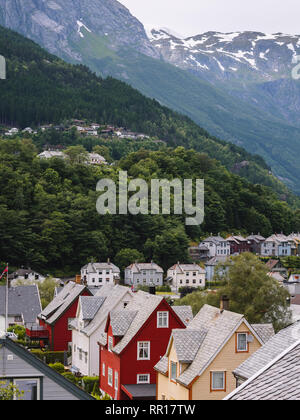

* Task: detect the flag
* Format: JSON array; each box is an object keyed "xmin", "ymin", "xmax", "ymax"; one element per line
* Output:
[{"xmin": 0, "ymin": 266, "xmax": 8, "ymax": 280}]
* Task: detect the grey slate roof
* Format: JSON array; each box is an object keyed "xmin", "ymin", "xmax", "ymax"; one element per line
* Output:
[
  {"xmin": 81, "ymin": 284, "xmax": 133, "ymax": 337},
  {"xmin": 155, "ymin": 356, "xmax": 168, "ymax": 375},
  {"xmin": 112, "ymin": 291, "xmax": 164, "ymax": 355},
  {"xmin": 110, "ymin": 310, "xmax": 138, "ymax": 336},
  {"xmin": 175, "ymin": 305, "xmax": 245, "ymax": 387},
  {"xmin": 172, "ymin": 305, "xmax": 193, "ymax": 326},
  {"xmin": 226, "ymin": 340, "xmax": 300, "ymax": 400},
  {"xmin": 81, "ymin": 261, "xmax": 120, "ymax": 274},
  {"xmin": 126, "ymin": 262, "xmax": 164, "ymax": 273},
  {"xmin": 172, "ymin": 329, "xmax": 207, "ymax": 363},
  {"xmin": 234, "ymin": 320, "xmax": 300, "ymax": 380},
  {"xmin": 251, "ymin": 324, "xmax": 275, "ymax": 344},
  {"xmin": 39, "ymin": 282, "xmax": 88, "ymax": 325},
  {"xmin": 80, "ymin": 296, "xmax": 106, "ymax": 321},
  {"xmin": 0, "ymin": 285, "xmax": 42, "ymax": 325}
]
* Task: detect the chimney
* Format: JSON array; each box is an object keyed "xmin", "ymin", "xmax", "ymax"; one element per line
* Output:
[
  {"xmin": 107, "ymin": 258, "xmax": 111, "ymax": 265},
  {"xmin": 75, "ymin": 275, "xmax": 81, "ymax": 285},
  {"xmin": 220, "ymin": 295, "xmax": 230, "ymax": 312}
]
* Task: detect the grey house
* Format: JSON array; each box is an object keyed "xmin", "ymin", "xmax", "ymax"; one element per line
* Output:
[
  {"xmin": 0, "ymin": 285, "xmax": 42, "ymax": 332},
  {"xmin": 124, "ymin": 262, "xmax": 164, "ymax": 287},
  {"xmin": 0, "ymin": 337, "xmax": 94, "ymax": 400}
]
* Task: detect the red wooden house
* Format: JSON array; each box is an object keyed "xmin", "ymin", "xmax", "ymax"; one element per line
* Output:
[
  {"xmin": 35, "ymin": 282, "xmax": 92, "ymax": 351},
  {"xmin": 98, "ymin": 291, "xmax": 192, "ymax": 400},
  {"xmin": 227, "ymin": 235, "xmax": 251, "ymax": 255}
]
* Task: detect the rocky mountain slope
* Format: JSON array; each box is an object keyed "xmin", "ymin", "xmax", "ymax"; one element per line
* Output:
[
  {"xmin": 148, "ymin": 29, "xmax": 300, "ymax": 126},
  {"xmin": 0, "ymin": 0, "xmax": 158, "ymax": 61}
]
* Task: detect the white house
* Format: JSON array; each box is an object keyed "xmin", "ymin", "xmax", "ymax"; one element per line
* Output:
[
  {"xmin": 261, "ymin": 234, "xmax": 291, "ymax": 257},
  {"xmin": 81, "ymin": 260, "xmax": 120, "ymax": 288},
  {"xmin": 38, "ymin": 150, "xmax": 65, "ymax": 159},
  {"xmin": 9, "ymin": 268, "xmax": 46, "ymax": 286},
  {"xmin": 199, "ymin": 235, "xmax": 230, "ymax": 258},
  {"xmin": 87, "ymin": 153, "xmax": 107, "ymax": 165},
  {"xmin": 167, "ymin": 262, "xmax": 206, "ymax": 291},
  {"xmin": 124, "ymin": 262, "xmax": 164, "ymax": 287},
  {"xmin": 70, "ymin": 284, "xmax": 134, "ymax": 376}
]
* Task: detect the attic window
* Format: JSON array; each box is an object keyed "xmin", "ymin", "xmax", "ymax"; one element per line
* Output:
[{"xmin": 236, "ymin": 333, "xmax": 249, "ymax": 352}]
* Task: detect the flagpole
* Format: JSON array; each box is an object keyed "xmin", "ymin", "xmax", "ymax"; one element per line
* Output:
[{"xmin": 5, "ymin": 263, "xmax": 8, "ymax": 334}]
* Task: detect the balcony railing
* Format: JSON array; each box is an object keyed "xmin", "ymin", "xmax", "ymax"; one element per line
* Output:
[{"xmin": 26, "ymin": 325, "xmax": 49, "ymax": 340}]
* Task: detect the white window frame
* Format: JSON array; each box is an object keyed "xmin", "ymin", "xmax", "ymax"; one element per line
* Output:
[
  {"xmin": 114, "ymin": 371, "xmax": 119, "ymax": 390},
  {"xmin": 237, "ymin": 332, "xmax": 248, "ymax": 352},
  {"xmin": 211, "ymin": 371, "xmax": 226, "ymax": 391},
  {"xmin": 108, "ymin": 336, "xmax": 113, "ymax": 352},
  {"xmin": 137, "ymin": 374, "xmax": 150, "ymax": 384},
  {"xmin": 13, "ymin": 378, "xmax": 40, "ymax": 400},
  {"xmin": 108, "ymin": 368, "xmax": 113, "ymax": 387},
  {"xmin": 102, "ymin": 363, "xmax": 105, "ymax": 376},
  {"xmin": 170, "ymin": 361, "xmax": 177, "ymax": 382},
  {"xmin": 157, "ymin": 311, "xmax": 169, "ymax": 328},
  {"xmin": 137, "ymin": 341, "xmax": 150, "ymax": 360}
]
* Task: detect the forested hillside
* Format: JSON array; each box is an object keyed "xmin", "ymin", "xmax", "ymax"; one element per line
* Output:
[
  {"xmin": 0, "ymin": 25, "xmax": 297, "ymax": 204},
  {"xmin": 0, "ymin": 139, "xmax": 299, "ymax": 276}
]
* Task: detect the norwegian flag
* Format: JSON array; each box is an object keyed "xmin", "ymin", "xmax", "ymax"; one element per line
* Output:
[{"xmin": 0, "ymin": 266, "xmax": 8, "ymax": 280}]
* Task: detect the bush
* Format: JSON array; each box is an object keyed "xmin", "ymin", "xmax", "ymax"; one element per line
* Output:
[
  {"xmin": 7, "ymin": 325, "xmax": 26, "ymax": 340},
  {"xmin": 82, "ymin": 377, "xmax": 99, "ymax": 394},
  {"xmin": 62, "ymin": 372, "xmax": 80, "ymax": 385},
  {"xmin": 49, "ymin": 362, "xmax": 65, "ymax": 374},
  {"xmin": 30, "ymin": 350, "xmax": 65, "ymax": 364},
  {"xmin": 156, "ymin": 285, "xmax": 171, "ymax": 292}
]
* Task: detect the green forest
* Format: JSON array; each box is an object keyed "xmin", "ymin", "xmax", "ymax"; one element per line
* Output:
[
  {"xmin": 0, "ymin": 138, "xmax": 300, "ymax": 277},
  {"xmin": 1, "ymin": 25, "xmax": 300, "ymax": 277},
  {"xmin": 0, "ymin": 25, "xmax": 298, "ymax": 204}
]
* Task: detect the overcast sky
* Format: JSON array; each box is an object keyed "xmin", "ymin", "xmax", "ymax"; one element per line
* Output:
[{"xmin": 119, "ymin": 0, "xmax": 300, "ymax": 37}]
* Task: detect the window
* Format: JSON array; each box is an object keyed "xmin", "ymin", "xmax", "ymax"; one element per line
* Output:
[
  {"xmin": 170, "ymin": 361, "xmax": 177, "ymax": 382},
  {"xmin": 84, "ymin": 352, "xmax": 88, "ymax": 364},
  {"xmin": 137, "ymin": 374, "xmax": 150, "ymax": 384},
  {"xmin": 14, "ymin": 379, "xmax": 39, "ymax": 400},
  {"xmin": 79, "ymin": 348, "xmax": 82, "ymax": 361},
  {"xmin": 108, "ymin": 336, "xmax": 113, "ymax": 352},
  {"xmin": 211, "ymin": 372, "xmax": 226, "ymax": 391},
  {"xmin": 99, "ymin": 278, "xmax": 102, "ymax": 283},
  {"xmin": 157, "ymin": 312, "xmax": 169, "ymax": 328},
  {"xmin": 115, "ymin": 371, "xmax": 119, "ymax": 390},
  {"xmin": 102, "ymin": 363, "xmax": 105, "ymax": 376},
  {"xmin": 137, "ymin": 342, "xmax": 150, "ymax": 360},
  {"xmin": 236, "ymin": 333, "xmax": 248, "ymax": 352},
  {"xmin": 108, "ymin": 368, "xmax": 113, "ymax": 387}
]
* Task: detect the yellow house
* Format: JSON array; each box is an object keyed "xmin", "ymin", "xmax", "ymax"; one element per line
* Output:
[{"xmin": 155, "ymin": 300, "xmax": 274, "ymax": 400}]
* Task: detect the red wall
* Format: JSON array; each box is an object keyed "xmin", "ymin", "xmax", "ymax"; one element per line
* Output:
[
  {"xmin": 39, "ymin": 289, "xmax": 90, "ymax": 351},
  {"xmin": 100, "ymin": 300, "xmax": 185, "ymax": 400}
]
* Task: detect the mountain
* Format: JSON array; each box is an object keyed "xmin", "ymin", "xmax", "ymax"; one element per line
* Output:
[
  {"xmin": 1, "ymin": 1, "xmax": 300, "ymax": 193},
  {"xmin": 1, "ymin": 24, "xmax": 299, "ymax": 209},
  {"xmin": 148, "ymin": 29, "xmax": 300, "ymax": 122}
]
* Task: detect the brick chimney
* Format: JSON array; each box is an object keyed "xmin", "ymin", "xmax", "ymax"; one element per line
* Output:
[{"xmin": 220, "ymin": 295, "xmax": 230, "ymax": 312}]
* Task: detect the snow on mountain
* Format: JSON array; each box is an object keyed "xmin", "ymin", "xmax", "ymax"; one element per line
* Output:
[{"xmin": 148, "ymin": 29, "xmax": 300, "ymax": 82}]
